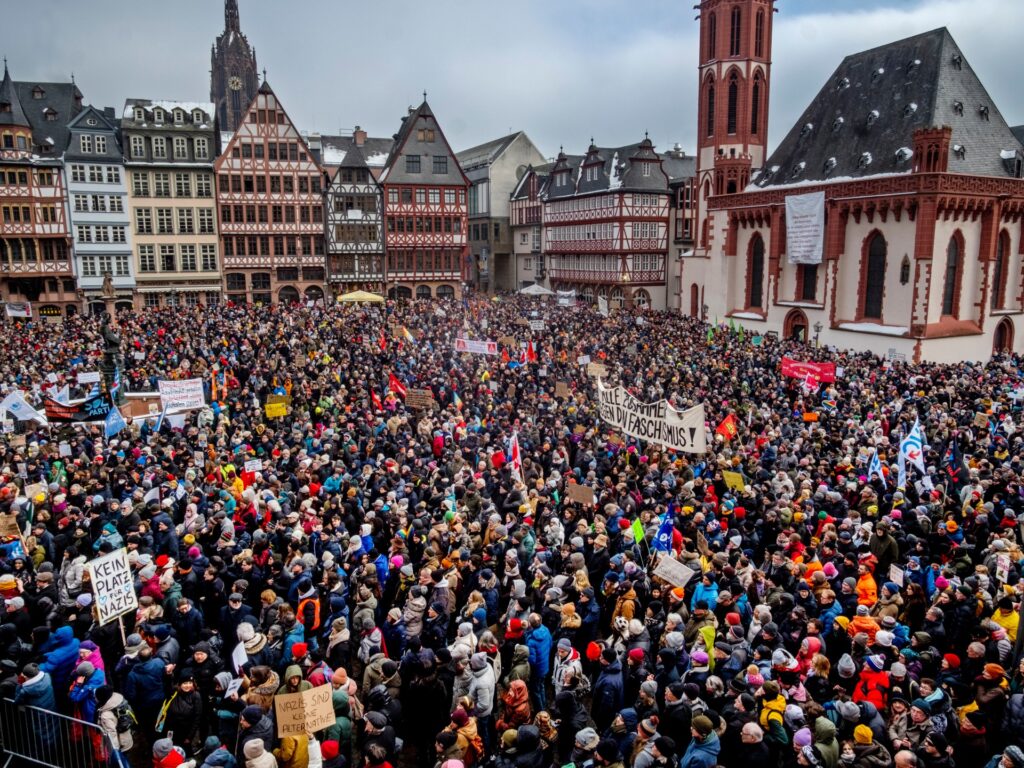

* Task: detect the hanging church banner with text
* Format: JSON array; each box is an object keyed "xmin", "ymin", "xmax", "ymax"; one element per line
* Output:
[{"xmin": 786, "ymin": 190, "xmax": 825, "ymax": 265}]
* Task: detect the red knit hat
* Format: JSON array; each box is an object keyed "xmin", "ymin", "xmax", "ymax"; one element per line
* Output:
[
  {"xmin": 586, "ymin": 641, "xmax": 603, "ymax": 662},
  {"xmin": 291, "ymin": 643, "xmax": 308, "ymax": 659},
  {"xmin": 725, "ymin": 612, "xmax": 741, "ymax": 626},
  {"xmin": 628, "ymin": 648, "xmax": 645, "ymax": 663},
  {"xmin": 942, "ymin": 653, "xmax": 960, "ymax": 669}
]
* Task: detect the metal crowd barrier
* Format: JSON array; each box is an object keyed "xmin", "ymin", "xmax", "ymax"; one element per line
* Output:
[{"xmin": 0, "ymin": 697, "xmax": 117, "ymax": 768}]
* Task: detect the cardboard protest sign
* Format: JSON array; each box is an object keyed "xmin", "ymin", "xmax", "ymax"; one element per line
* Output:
[
  {"xmin": 722, "ymin": 471, "xmax": 746, "ymax": 492},
  {"xmin": 566, "ymin": 483, "xmax": 595, "ymax": 506},
  {"xmin": 267, "ymin": 394, "xmax": 292, "ymax": 406},
  {"xmin": 405, "ymin": 389, "xmax": 436, "ymax": 410},
  {"xmin": 653, "ymin": 556, "xmax": 695, "ymax": 588},
  {"xmin": 974, "ymin": 411, "xmax": 990, "ymax": 429},
  {"xmin": 529, "ymin": 319, "xmax": 545, "ymax": 331},
  {"xmin": 274, "ymin": 684, "xmax": 335, "ymax": 737},
  {"xmin": 555, "ymin": 382, "xmax": 570, "ymax": 398},
  {"xmin": 888, "ymin": 564, "xmax": 905, "ymax": 587},
  {"xmin": 265, "ymin": 402, "xmax": 287, "ymax": 418},
  {"xmin": 86, "ymin": 548, "xmax": 138, "ymax": 626},
  {"xmin": 0, "ymin": 512, "xmax": 21, "ymax": 538},
  {"xmin": 77, "ymin": 371, "xmax": 101, "ymax": 385},
  {"xmin": 587, "ymin": 362, "xmax": 608, "ymax": 378},
  {"xmin": 24, "ymin": 482, "xmax": 46, "ymax": 501},
  {"xmin": 499, "ymin": 335, "xmax": 517, "ymax": 347},
  {"xmin": 577, "ymin": 355, "xmax": 591, "ymax": 366},
  {"xmin": 244, "ymin": 459, "xmax": 262, "ymax": 473}
]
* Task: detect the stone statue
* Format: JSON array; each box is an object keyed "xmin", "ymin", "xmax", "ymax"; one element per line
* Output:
[
  {"xmin": 101, "ymin": 272, "xmax": 115, "ymax": 298},
  {"xmin": 99, "ymin": 312, "xmax": 124, "ymax": 402}
]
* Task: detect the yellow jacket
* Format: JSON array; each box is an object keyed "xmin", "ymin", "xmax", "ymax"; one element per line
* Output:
[{"xmin": 991, "ymin": 608, "xmax": 1019, "ymax": 643}]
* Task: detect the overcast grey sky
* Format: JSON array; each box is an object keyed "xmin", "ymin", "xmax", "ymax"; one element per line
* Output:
[{"xmin": 3, "ymin": 0, "xmax": 1022, "ymax": 158}]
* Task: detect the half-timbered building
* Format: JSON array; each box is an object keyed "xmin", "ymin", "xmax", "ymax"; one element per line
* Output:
[
  {"xmin": 0, "ymin": 64, "xmax": 81, "ymax": 319},
  {"xmin": 321, "ymin": 128, "xmax": 391, "ymax": 295},
  {"xmin": 380, "ymin": 100, "xmax": 469, "ymax": 300},
  {"xmin": 215, "ymin": 79, "xmax": 325, "ymax": 305},
  {"xmin": 509, "ymin": 164, "xmax": 550, "ymax": 290},
  {"xmin": 685, "ymin": 0, "xmax": 1024, "ymax": 362}
]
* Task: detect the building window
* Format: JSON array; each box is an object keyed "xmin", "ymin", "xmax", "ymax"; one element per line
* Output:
[
  {"xmin": 177, "ymin": 208, "xmax": 194, "ymax": 234},
  {"xmin": 993, "ymin": 230, "xmax": 1010, "ymax": 310},
  {"xmin": 135, "ymin": 208, "xmax": 152, "ymax": 234},
  {"xmin": 130, "ymin": 136, "xmax": 145, "ymax": 158},
  {"xmin": 180, "ymin": 245, "xmax": 197, "ymax": 271},
  {"xmin": 198, "ymin": 208, "xmax": 215, "ymax": 234},
  {"xmin": 152, "ymin": 136, "xmax": 166, "ymax": 159},
  {"xmin": 201, "ymin": 244, "xmax": 217, "ymax": 271},
  {"xmin": 899, "ymin": 255, "xmax": 911, "ymax": 285},
  {"xmin": 132, "ymin": 172, "xmax": 149, "ymax": 196},
  {"xmin": 226, "ymin": 273, "xmax": 246, "ymax": 291},
  {"xmin": 747, "ymin": 233, "xmax": 764, "ymax": 308},
  {"xmin": 942, "ymin": 234, "xmax": 962, "ymax": 316},
  {"xmin": 154, "ymin": 173, "xmax": 171, "ymax": 197},
  {"xmin": 195, "ymin": 175, "xmax": 212, "ymax": 197},
  {"xmin": 71, "ymin": 164, "xmax": 85, "ymax": 182},
  {"xmin": 175, "ymin": 173, "xmax": 191, "ymax": 197},
  {"xmin": 79, "ymin": 135, "xmax": 93, "ymax": 153},
  {"xmin": 800, "ymin": 264, "xmax": 818, "ymax": 301},
  {"xmin": 444, "ymin": 189, "xmax": 456, "ymax": 205},
  {"xmin": 81, "ymin": 256, "xmax": 96, "ymax": 276},
  {"xmin": 727, "ymin": 72, "xmax": 739, "ymax": 135},
  {"xmin": 729, "ymin": 5, "xmax": 742, "ymax": 56},
  {"xmin": 707, "ymin": 12, "xmax": 717, "ymax": 59},
  {"xmin": 156, "ymin": 208, "xmax": 173, "ymax": 234},
  {"xmin": 706, "ymin": 84, "xmax": 715, "ymax": 137},
  {"xmin": 144, "ymin": 294, "xmax": 160, "ymax": 308},
  {"xmin": 205, "ymin": 291, "xmax": 220, "ymax": 306},
  {"xmin": 106, "ymin": 167, "xmax": 120, "ymax": 184},
  {"xmin": 77, "ymin": 226, "xmax": 92, "ymax": 243},
  {"xmin": 139, "ymin": 245, "xmax": 155, "ymax": 272},
  {"xmin": 114, "ymin": 253, "xmax": 128, "ymax": 275},
  {"xmin": 95, "ymin": 136, "xmax": 107, "ymax": 154},
  {"xmin": 195, "ymin": 137, "xmax": 209, "ymax": 160},
  {"xmin": 405, "ymin": 155, "xmax": 421, "ymax": 174},
  {"xmin": 433, "ymin": 156, "xmax": 448, "ymax": 174},
  {"xmin": 755, "ymin": 10, "xmax": 765, "ymax": 57},
  {"xmin": 160, "ymin": 245, "xmax": 176, "ymax": 272},
  {"xmin": 751, "ymin": 73, "xmax": 762, "ymax": 135},
  {"xmin": 862, "ymin": 232, "xmax": 887, "ymax": 320},
  {"xmin": 73, "ymin": 194, "xmax": 87, "ymax": 212}
]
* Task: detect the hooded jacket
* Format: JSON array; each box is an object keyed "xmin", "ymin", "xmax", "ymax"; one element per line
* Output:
[
  {"xmin": 468, "ymin": 660, "xmax": 496, "ymax": 717},
  {"xmin": 97, "ymin": 691, "xmax": 134, "ymax": 752},
  {"xmin": 680, "ymin": 732, "xmax": 720, "ymax": 768},
  {"xmin": 814, "ymin": 717, "xmax": 839, "ymax": 768},
  {"xmin": 39, "ymin": 626, "xmax": 80, "ymax": 687}
]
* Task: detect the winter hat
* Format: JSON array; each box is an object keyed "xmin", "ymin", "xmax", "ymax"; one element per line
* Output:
[
  {"xmin": 836, "ymin": 700, "xmax": 861, "ymax": 722},
  {"xmin": 450, "ymin": 708, "xmax": 469, "ymax": 727},
  {"xmin": 244, "ymin": 741, "xmax": 265, "ymax": 759},
  {"xmin": 321, "ymin": 741, "xmax": 340, "ymax": 760},
  {"xmin": 691, "ymin": 650, "xmax": 709, "ymax": 666},
  {"xmin": 203, "ymin": 736, "xmax": 222, "ymax": 752},
  {"xmin": 1003, "ymin": 747, "xmax": 1024, "ymax": 768},
  {"xmin": 75, "ymin": 661, "xmax": 95, "ymax": 678},
  {"xmin": 856, "ymin": 605, "xmax": 870, "ymax": 616},
  {"xmin": 984, "ymin": 663, "xmax": 1006, "ymax": 679},
  {"xmin": 575, "ymin": 727, "xmax": 600, "ymax": 750},
  {"xmin": 94, "ymin": 686, "xmax": 114, "ymax": 706},
  {"xmin": 640, "ymin": 680, "xmax": 658, "ymax": 698},
  {"xmin": 628, "ymin": 648, "xmax": 645, "ymax": 663},
  {"xmin": 874, "ymin": 631, "xmax": 893, "ymax": 648},
  {"xmin": 470, "ymin": 653, "xmax": 488, "ymax": 671},
  {"xmin": 942, "ymin": 653, "xmax": 960, "ymax": 669},
  {"xmin": 837, "ymin": 654, "xmax": 856, "ymax": 678},
  {"xmin": 911, "ymin": 698, "xmax": 931, "ymax": 714},
  {"xmin": 241, "ymin": 705, "xmax": 263, "ymax": 725},
  {"xmin": 153, "ymin": 739, "xmax": 174, "ymax": 759},
  {"xmin": 864, "ymin": 654, "xmax": 885, "ymax": 672},
  {"xmin": 890, "ymin": 662, "xmax": 907, "ymax": 678},
  {"xmin": 843, "ymin": 577, "xmax": 856, "ymax": 589},
  {"xmin": 854, "ymin": 725, "xmax": 873, "ymax": 744},
  {"xmin": 596, "ymin": 738, "xmax": 621, "ymax": 764},
  {"xmin": 557, "ymin": 638, "xmax": 572, "ymax": 651},
  {"xmin": 883, "ymin": 582, "xmax": 899, "ymax": 595},
  {"xmin": 638, "ymin": 716, "xmax": 659, "ymax": 736},
  {"xmin": 292, "ymin": 642, "xmax": 308, "ymax": 658},
  {"xmin": 691, "ymin": 716, "xmax": 713, "ymax": 738},
  {"xmin": 794, "ymin": 728, "xmax": 813, "ymax": 748}
]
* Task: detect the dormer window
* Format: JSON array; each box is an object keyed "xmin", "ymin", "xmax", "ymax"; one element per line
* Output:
[
  {"xmin": 135, "ymin": 108, "xmax": 145, "ymax": 121},
  {"xmin": 904, "ymin": 103, "xmax": 918, "ymax": 118},
  {"xmin": 790, "ymin": 161, "xmax": 805, "ymax": 179},
  {"xmin": 866, "ymin": 110, "xmax": 879, "ymax": 129},
  {"xmin": 858, "ymin": 152, "xmax": 873, "ymax": 169},
  {"xmin": 952, "ymin": 144, "xmax": 966, "ymax": 160},
  {"xmin": 174, "ymin": 110, "xmax": 184, "ymax": 124},
  {"xmin": 192, "ymin": 110, "xmax": 203, "ymax": 123},
  {"xmin": 0, "ymin": 101, "xmax": 10, "ymax": 114},
  {"xmin": 43, "ymin": 108, "xmax": 57, "ymax": 122},
  {"xmin": 871, "ymin": 67, "xmax": 885, "ymax": 83},
  {"xmin": 832, "ymin": 116, "xmax": 845, "ymax": 132},
  {"xmin": 979, "ymin": 105, "xmax": 990, "ymax": 121},
  {"xmin": 642, "ymin": 162, "xmax": 651, "ymax": 177},
  {"xmin": 800, "ymin": 123, "xmax": 814, "ymax": 140},
  {"xmin": 907, "ymin": 59, "xmax": 921, "ymax": 75},
  {"xmin": 895, "ymin": 147, "xmax": 913, "ymax": 165},
  {"xmin": 823, "ymin": 157, "xmax": 837, "ymax": 176},
  {"xmin": 154, "ymin": 108, "xmax": 164, "ymax": 123},
  {"xmin": 951, "ymin": 53, "xmax": 963, "ymax": 70},
  {"xmin": 952, "ymin": 101, "xmax": 964, "ymax": 116},
  {"xmin": 835, "ymin": 76, "xmax": 850, "ymax": 92},
  {"xmin": 31, "ymin": 86, "xmax": 44, "ymax": 100}
]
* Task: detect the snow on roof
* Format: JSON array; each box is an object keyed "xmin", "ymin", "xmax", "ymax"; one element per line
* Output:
[
  {"xmin": 124, "ymin": 101, "xmax": 214, "ymax": 120},
  {"xmin": 1000, "ymin": 149, "xmax": 1020, "ymax": 159},
  {"xmin": 744, "ymin": 169, "xmax": 912, "ymax": 193},
  {"xmin": 365, "ymin": 152, "xmax": 388, "ymax": 166},
  {"xmin": 321, "ymin": 146, "xmax": 347, "ymax": 165},
  {"xmin": 609, "ymin": 152, "xmax": 622, "ymax": 190}
]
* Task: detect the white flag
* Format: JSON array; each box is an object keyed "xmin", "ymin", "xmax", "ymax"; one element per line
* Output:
[{"xmin": 0, "ymin": 390, "xmax": 45, "ymax": 422}]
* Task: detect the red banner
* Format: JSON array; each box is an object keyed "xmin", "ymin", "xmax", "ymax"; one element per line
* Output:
[{"xmin": 780, "ymin": 357, "xmax": 836, "ymax": 383}]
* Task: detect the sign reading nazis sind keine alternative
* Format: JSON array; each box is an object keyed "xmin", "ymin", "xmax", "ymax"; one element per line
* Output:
[
  {"xmin": 87, "ymin": 548, "xmax": 138, "ymax": 626},
  {"xmin": 157, "ymin": 378, "xmax": 206, "ymax": 411},
  {"xmin": 596, "ymin": 379, "xmax": 706, "ymax": 454},
  {"xmin": 274, "ymin": 684, "xmax": 335, "ymax": 737}
]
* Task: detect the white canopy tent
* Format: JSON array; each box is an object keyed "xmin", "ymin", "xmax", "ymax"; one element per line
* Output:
[{"xmin": 518, "ymin": 283, "xmax": 554, "ymax": 296}]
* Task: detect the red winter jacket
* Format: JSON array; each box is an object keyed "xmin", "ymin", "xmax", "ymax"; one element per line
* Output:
[{"xmin": 852, "ymin": 668, "xmax": 889, "ymax": 710}]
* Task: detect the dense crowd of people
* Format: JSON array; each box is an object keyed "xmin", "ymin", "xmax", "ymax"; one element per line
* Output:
[{"xmin": 0, "ymin": 295, "xmax": 1022, "ymax": 768}]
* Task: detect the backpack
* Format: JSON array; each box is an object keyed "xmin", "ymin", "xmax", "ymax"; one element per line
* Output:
[{"xmin": 114, "ymin": 700, "xmax": 137, "ymax": 734}]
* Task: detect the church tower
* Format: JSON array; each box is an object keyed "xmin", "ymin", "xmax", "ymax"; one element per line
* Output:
[
  {"xmin": 694, "ymin": 0, "xmax": 775, "ymax": 251},
  {"xmin": 210, "ymin": 0, "xmax": 259, "ymax": 133}
]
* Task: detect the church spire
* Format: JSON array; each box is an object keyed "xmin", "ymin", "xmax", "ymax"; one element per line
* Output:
[{"xmin": 225, "ymin": 0, "xmax": 240, "ymax": 33}]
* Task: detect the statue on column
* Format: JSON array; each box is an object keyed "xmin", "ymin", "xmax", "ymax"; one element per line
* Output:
[{"xmin": 99, "ymin": 311, "xmax": 124, "ymax": 404}]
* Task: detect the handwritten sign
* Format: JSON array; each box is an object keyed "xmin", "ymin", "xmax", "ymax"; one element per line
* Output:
[
  {"xmin": 974, "ymin": 412, "xmax": 990, "ymax": 429},
  {"xmin": 157, "ymin": 378, "xmax": 206, "ymax": 411},
  {"xmin": 77, "ymin": 371, "xmax": 101, "ymax": 385},
  {"xmin": 274, "ymin": 684, "xmax": 335, "ymax": 737},
  {"xmin": 265, "ymin": 402, "xmax": 287, "ymax": 418},
  {"xmin": 566, "ymin": 483, "xmax": 595, "ymax": 506},
  {"xmin": 587, "ymin": 362, "xmax": 608, "ymax": 378},
  {"xmin": 244, "ymin": 459, "xmax": 262, "ymax": 473},
  {"xmin": 0, "ymin": 512, "xmax": 21, "ymax": 538},
  {"xmin": 405, "ymin": 389, "xmax": 436, "ymax": 410},
  {"xmin": 888, "ymin": 564, "xmax": 905, "ymax": 588},
  {"xmin": 722, "ymin": 471, "xmax": 746, "ymax": 492},
  {"xmin": 577, "ymin": 355, "xmax": 591, "ymax": 366},
  {"xmin": 86, "ymin": 548, "xmax": 138, "ymax": 626},
  {"xmin": 529, "ymin": 319, "xmax": 545, "ymax": 331},
  {"xmin": 555, "ymin": 381, "xmax": 570, "ymax": 399},
  {"xmin": 653, "ymin": 555, "xmax": 695, "ymax": 588}
]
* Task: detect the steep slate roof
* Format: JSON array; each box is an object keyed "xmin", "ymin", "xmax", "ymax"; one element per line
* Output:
[
  {"xmin": 380, "ymin": 100, "xmax": 469, "ymax": 185},
  {"xmin": 4, "ymin": 73, "xmax": 83, "ymax": 154},
  {"xmin": 510, "ymin": 162, "xmax": 554, "ymax": 201},
  {"xmin": 545, "ymin": 137, "xmax": 670, "ymax": 199},
  {"xmin": 1012, "ymin": 125, "xmax": 1024, "ymax": 147},
  {"xmin": 0, "ymin": 63, "xmax": 30, "ymax": 129},
  {"xmin": 456, "ymin": 132, "xmax": 523, "ymax": 170},
  {"xmin": 318, "ymin": 134, "xmax": 392, "ymax": 173},
  {"xmin": 755, "ymin": 28, "xmax": 1024, "ymax": 188},
  {"xmin": 65, "ymin": 105, "xmax": 124, "ymax": 161},
  {"xmin": 663, "ymin": 153, "xmax": 697, "ymax": 184}
]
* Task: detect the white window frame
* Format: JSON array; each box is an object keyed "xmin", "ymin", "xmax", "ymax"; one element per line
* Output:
[
  {"xmin": 173, "ymin": 137, "xmax": 188, "ymax": 160},
  {"xmin": 201, "ymin": 244, "xmax": 217, "ymax": 271},
  {"xmin": 152, "ymin": 136, "xmax": 167, "ymax": 159},
  {"xmin": 180, "ymin": 244, "xmax": 197, "ymax": 271},
  {"xmin": 95, "ymin": 136, "xmax": 107, "ymax": 154},
  {"xmin": 138, "ymin": 245, "xmax": 155, "ymax": 272},
  {"xmin": 79, "ymin": 135, "xmax": 93, "ymax": 153},
  {"xmin": 194, "ymin": 138, "xmax": 209, "ymax": 160},
  {"xmin": 130, "ymin": 136, "xmax": 145, "ymax": 158}
]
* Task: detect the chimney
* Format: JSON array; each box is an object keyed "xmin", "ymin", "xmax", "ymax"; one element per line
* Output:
[{"xmin": 354, "ymin": 125, "xmax": 366, "ymax": 147}]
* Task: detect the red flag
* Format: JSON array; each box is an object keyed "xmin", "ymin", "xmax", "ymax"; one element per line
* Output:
[
  {"xmin": 715, "ymin": 414, "xmax": 739, "ymax": 440},
  {"xmin": 508, "ymin": 431, "xmax": 523, "ymax": 479},
  {"xmin": 388, "ymin": 373, "xmax": 407, "ymax": 398},
  {"xmin": 378, "ymin": 332, "xmax": 387, "ymax": 352},
  {"xmin": 501, "ymin": 347, "xmax": 510, "ymax": 364},
  {"xmin": 526, "ymin": 341, "xmax": 538, "ymax": 363},
  {"xmin": 371, "ymin": 390, "xmax": 383, "ymax": 411}
]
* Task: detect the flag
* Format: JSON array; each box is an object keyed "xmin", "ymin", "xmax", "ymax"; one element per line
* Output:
[
  {"xmin": 0, "ymin": 390, "xmax": 45, "ymax": 422},
  {"xmin": 104, "ymin": 402, "xmax": 127, "ymax": 438},
  {"xmin": 88, "ymin": 381, "xmax": 101, "ymax": 398},
  {"xmin": 452, "ymin": 391, "xmax": 463, "ymax": 410},
  {"xmin": 508, "ymin": 431, "xmax": 522, "ymax": 480},
  {"xmin": 501, "ymin": 347, "xmax": 510, "ymax": 364},
  {"xmin": 942, "ymin": 436, "xmax": 969, "ymax": 494},
  {"xmin": 631, "ymin": 518, "xmax": 645, "ymax": 544},
  {"xmin": 526, "ymin": 341, "xmax": 538, "ymax": 363},
  {"xmin": 706, "ymin": 327, "xmax": 714, "ymax": 344},
  {"xmin": 154, "ymin": 407, "xmax": 168, "ymax": 434},
  {"xmin": 370, "ymin": 390, "xmax": 383, "ymax": 411},
  {"xmin": 388, "ymin": 373, "xmax": 407, "ymax": 398},
  {"xmin": 738, "ymin": 325, "xmax": 745, "ymax": 343},
  {"xmin": 402, "ymin": 326, "xmax": 415, "ymax": 343},
  {"xmin": 109, "ymin": 369, "xmax": 121, "ymax": 402},
  {"xmin": 728, "ymin": 317, "xmax": 737, "ymax": 333},
  {"xmin": 55, "ymin": 384, "xmax": 71, "ymax": 404},
  {"xmin": 652, "ymin": 504, "xmax": 676, "ymax": 552},
  {"xmin": 898, "ymin": 419, "xmax": 932, "ymax": 490},
  {"xmin": 716, "ymin": 414, "xmax": 739, "ymax": 440},
  {"xmin": 868, "ymin": 448, "xmax": 887, "ymax": 488},
  {"xmin": 378, "ymin": 331, "xmax": 387, "ymax": 352}
]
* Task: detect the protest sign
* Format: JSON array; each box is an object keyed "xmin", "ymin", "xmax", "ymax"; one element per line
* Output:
[
  {"xmin": 555, "ymin": 381, "xmax": 570, "ymax": 398},
  {"xmin": 596, "ymin": 379, "xmax": 707, "ymax": 454},
  {"xmin": 77, "ymin": 371, "xmax": 101, "ymax": 385},
  {"xmin": 157, "ymin": 378, "xmax": 206, "ymax": 411},
  {"xmin": 405, "ymin": 389, "xmax": 436, "ymax": 410},
  {"xmin": 265, "ymin": 402, "xmax": 287, "ymax": 418},
  {"xmin": 653, "ymin": 556, "xmax": 695, "ymax": 588},
  {"xmin": 888, "ymin": 564, "xmax": 905, "ymax": 587},
  {"xmin": 577, "ymin": 355, "xmax": 591, "ymax": 366},
  {"xmin": 566, "ymin": 482, "xmax": 595, "ymax": 506},
  {"xmin": 454, "ymin": 337, "xmax": 498, "ymax": 355},
  {"xmin": 587, "ymin": 362, "xmax": 608, "ymax": 378},
  {"xmin": 267, "ymin": 394, "xmax": 292, "ymax": 406},
  {"xmin": 1, "ymin": 420, "xmax": 12, "ymax": 434},
  {"xmin": 232, "ymin": 644, "xmax": 248, "ymax": 674},
  {"xmin": 974, "ymin": 411, "xmax": 990, "ymax": 429},
  {"xmin": 86, "ymin": 548, "xmax": 138, "ymax": 626},
  {"xmin": 780, "ymin": 357, "xmax": 836, "ymax": 383},
  {"xmin": 498, "ymin": 335, "xmax": 517, "ymax": 347},
  {"xmin": 722, "ymin": 471, "xmax": 746, "ymax": 492},
  {"xmin": 44, "ymin": 395, "xmax": 113, "ymax": 423},
  {"xmin": 529, "ymin": 319, "xmax": 545, "ymax": 331},
  {"xmin": 996, "ymin": 554, "xmax": 1010, "ymax": 584},
  {"xmin": 507, "ymin": 383, "xmax": 516, "ymax": 399},
  {"xmin": 244, "ymin": 459, "xmax": 262, "ymax": 473},
  {"xmin": 24, "ymin": 482, "xmax": 46, "ymax": 502},
  {"xmin": 275, "ymin": 684, "xmax": 335, "ymax": 737},
  {"xmin": 0, "ymin": 512, "xmax": 21, "ymax": 538},
  {"xmin": 58, "ymin": 441, "xmax": 72, "ymax": 457}
]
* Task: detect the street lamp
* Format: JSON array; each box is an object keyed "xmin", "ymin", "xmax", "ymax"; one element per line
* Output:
[{"xmin": 813, "ymin": 321, "xmax": 823, "ymax": 347}]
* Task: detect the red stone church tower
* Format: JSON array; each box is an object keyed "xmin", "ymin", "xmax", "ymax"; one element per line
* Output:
[{"xmin": 695, "ymin": 0, "xmax": 775, "ymax": 253}]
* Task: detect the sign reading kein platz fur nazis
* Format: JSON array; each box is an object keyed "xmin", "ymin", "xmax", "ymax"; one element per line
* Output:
[
  {"xmin": 596, "ymin": 379, "xmax": 706, "ymax": 454},
  {"xmin": 87, "ymin": 548, "xmax": 138, "ymax": 626},
  {"xmin": 275, "ymin": 684, "xmax": 335, "ymax": 737}
]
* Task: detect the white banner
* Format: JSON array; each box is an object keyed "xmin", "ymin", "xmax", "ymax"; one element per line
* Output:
[
  {"xmin": 596, "ymin": 379, "xmax": 707, "ymax": 453},
  {"xmin": 529, "ymin": 319, "xmax": 545, "ymax": 331},
  {"xmin": 4, "ymin": 302, "xmax": 31, "ymax": 318},
  {"xmin": 557, "ymin": 290, "xmax": 576, "ymax": 307},
  {"xmin": 598, "ymin": 296, "xmax": 609, "ymax": 317},
  {"xmin": 454, "ymin": 337, "xmax": 498, "ymax": 355},
  {"xmin": 77, "ymin": 371, "xmax": 101, "ymax": 385},
  {"xmin": 86, "ymin": 548, "xmax": 138, "ymax": 626},
  {"xmin": 157, "ymin": 378, "xmax": 206, "ymax": 411},
  {"xmin": 786, "ymin": 191, "xmax": 825, "ymax": 264}
]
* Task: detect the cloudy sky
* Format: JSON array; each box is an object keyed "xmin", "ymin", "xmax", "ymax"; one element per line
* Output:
[{"xmin": 5, "ymin": 0, "xmax": 1023, "ymax": 158}]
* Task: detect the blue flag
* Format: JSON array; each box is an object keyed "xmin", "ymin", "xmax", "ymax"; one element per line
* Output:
[
  {"xmin": 104, "ymin": 402, "xmax": 127, "ymax": 438},
  {"xmin": 652, "ymin": 503, "xmax": 676, "ymax": 552}
]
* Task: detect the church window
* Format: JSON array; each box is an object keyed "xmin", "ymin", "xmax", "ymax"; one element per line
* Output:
[
  {"xmin": 729, "ymin": 5, "xmax": 742, "ymax": 57},
  {"xmin": 942, "ymin": 234, "xmax": 962, "ymax": 316},
  {"xmin": 862, "ymin": 233, "xmax": 887, "ymax": 319}
]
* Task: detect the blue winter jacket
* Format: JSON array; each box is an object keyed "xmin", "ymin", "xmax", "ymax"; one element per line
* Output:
[
  {"xmin": 69, "ymin": 667, "xmax": 106, "ymax": 722},
  {"xmin": 690, "ymin": 581, "xmax": 719, "ymax": 611},
  {"xmin": 124, "ymin": 657, "xmax": 167, "ymax": 709},
  {"xmin": 39, "ymin": 626, "xmax": 80, "ymax": 688},
  {"xmin": 680, "ymin": 732, "xmax": 721, "ymax": 768},
  {"xmin": 525, "ymin": 624, "xmax": 552, "ymax": 675}
]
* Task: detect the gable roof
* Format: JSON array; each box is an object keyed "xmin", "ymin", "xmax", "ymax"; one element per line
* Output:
[
  {"xmin": 318, "ymin": 134, "xmax": 393, "ymax": 174},
  {"xmin": 2, "ymin": 67, "xmax": 82, "ymax": 154},
  {"xmin": 544, "ymin": 137, "xmax": 670, "ymax": 199},
  {"xmin": 510, "ymin": 163, "xmax": 555, "ymax": 201},
  {"xmin": 456, "ymin": 132, "xmax": 524, "ymax": 170},
  {"xmin": 756, "ymin": 28, "xmax": 1024, "ymax": 188},
  {"xmin": 0, "ymin": 63, "xmax": 30, "ymax": 130},
  {"xmin": 380, "ymin": 100, "xmax": 469, "ymax": 186}
]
